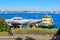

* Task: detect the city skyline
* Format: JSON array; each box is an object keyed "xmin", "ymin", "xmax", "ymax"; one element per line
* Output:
[{"xmin": 0, "ymin": 0, "xmax": 60, "ymax": 11}]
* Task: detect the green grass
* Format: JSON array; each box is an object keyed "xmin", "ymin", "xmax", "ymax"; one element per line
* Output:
[
  {"xmin": 13, "ymin": 28, "xmax": 58, "ymax": 35},
  {"xmin": 0, "ymin": 28, "xmax": 58, "ymax": 36},
  {"xmin": 0, "ymin": 32, "xmax": 8, "ymax": 36}
]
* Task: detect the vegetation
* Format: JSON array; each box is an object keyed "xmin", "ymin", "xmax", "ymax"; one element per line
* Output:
[
  {"xmin": 13, "ymin": 28, "xmax": 58, "ymax": 35},
  {"xmin": 0, "ymin": 28, "xmax": 58, "ymax": 36},
  {"xmin": 0, "ymin": 17, "xmax": 9, "ymax": 32},
  {"xmin": 0, "ymin": 32, "xmax": 8, "ymax": 36}
]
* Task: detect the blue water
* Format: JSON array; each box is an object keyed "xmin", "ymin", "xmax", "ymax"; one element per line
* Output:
[{"xmin": 0, "ymin": 13, "xmax": 60, "ymax": 28}]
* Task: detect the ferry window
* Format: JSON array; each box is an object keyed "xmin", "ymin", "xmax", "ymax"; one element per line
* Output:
[
  {"xmin": 43, "ymin": 17, "xmax": 51, "ymax": 18},
  {"xmin": 42, "ymin": 20, "xmax": 50, "ymax": 21},
  {"xmin": 14, "ymin": 19, "xmax": 21, "ymax": 20}
]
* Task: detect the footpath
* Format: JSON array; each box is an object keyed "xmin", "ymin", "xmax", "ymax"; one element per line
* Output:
[{"xmin": 0, "ymin": 34, "xmax": 52, "ymax": 40}]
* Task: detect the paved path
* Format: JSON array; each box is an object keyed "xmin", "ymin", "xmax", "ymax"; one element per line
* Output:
[{"xmin": 0, "ymin": 35, "xmax": 52, "ymax": 40}]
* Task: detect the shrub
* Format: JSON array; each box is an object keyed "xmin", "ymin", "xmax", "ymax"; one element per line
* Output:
[{"xmin": 0, "ymin": 17, "xmax": 9, "ymax": 32}]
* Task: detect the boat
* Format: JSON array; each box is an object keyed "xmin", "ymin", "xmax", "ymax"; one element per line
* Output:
[
  {"xmin": 39, "ymin": 13, "xmax": 55, "ymax": 28},
  {"xmin": 5, "ymin": 16, "xmax": 41, "ymax": 28}
]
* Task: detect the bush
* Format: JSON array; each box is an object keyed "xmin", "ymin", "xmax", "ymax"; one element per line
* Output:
[{"xmin": 0, "ymin": 17, "xmax": 9, "ymax": 32}]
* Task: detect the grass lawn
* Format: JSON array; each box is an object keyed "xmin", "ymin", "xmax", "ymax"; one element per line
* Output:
[
  {"xmin": 0, "ymin": 32, "xmax": 8, "ymax": 36},
  {"xmin": 0, "ymin": 28, "xmax": 58, "ymax": 36}
]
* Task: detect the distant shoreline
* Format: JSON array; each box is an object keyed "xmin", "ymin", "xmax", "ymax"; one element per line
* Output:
[{"xmin": 0, "ymin": 10, "xmax": 60, "ymax": 14}]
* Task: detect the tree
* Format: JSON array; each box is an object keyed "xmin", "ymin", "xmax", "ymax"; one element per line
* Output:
[{"xmin": 0, "ymin": 17, "xmax": 9, "ymax": 32}]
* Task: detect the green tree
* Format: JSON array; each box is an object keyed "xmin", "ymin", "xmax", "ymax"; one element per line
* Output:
[{"xmin": 0, "ymin": 17, "xmax": 9, "ymax": 32}]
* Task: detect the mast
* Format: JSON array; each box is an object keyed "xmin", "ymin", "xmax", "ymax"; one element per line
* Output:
[{"xmin": 46, "ymin": 11, "xmax": 48, "ymax": 16}]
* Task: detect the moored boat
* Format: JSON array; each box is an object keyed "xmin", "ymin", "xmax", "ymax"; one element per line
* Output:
[{"xmin": 39, "ymin": 12, "xmax": 55, "ymax": 28}]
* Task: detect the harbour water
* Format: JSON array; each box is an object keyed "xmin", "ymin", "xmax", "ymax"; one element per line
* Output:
[{"xmin": 0, "ymin": 13, "xmax": 60, "ymax": 28}]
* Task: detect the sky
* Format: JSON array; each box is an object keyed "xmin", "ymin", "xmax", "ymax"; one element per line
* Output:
[{"xmin": 0, "ymin": 0, "xmax": 60, "ymax": 11}]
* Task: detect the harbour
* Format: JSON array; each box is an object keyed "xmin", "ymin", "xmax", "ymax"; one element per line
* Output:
[{"xmin": 0, "ymin": 13, "xmax": 60, "ymax": 28}]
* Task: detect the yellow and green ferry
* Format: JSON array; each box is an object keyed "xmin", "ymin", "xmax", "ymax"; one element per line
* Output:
[{"xmin": 40, "ymin": 16, "xmax": 54, "ymax": 28}]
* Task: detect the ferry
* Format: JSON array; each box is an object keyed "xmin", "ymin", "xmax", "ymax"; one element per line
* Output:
[
  {"xmin": 39, "ymin": 13, "xmax": 54, "ymax": 28},
  {"xmin": 5, "ymin": 16, "xmax": 41, "ymax": 28}
]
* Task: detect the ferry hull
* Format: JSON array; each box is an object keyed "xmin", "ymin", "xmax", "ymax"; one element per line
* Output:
[{"xmin": 40, "ymin": 24, "xmax": 54, "ymax": 28}]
